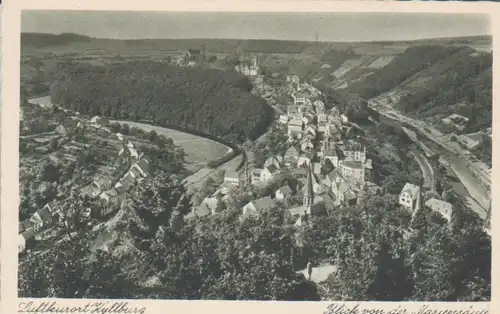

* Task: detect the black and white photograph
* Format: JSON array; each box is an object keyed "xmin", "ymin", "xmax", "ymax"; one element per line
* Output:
[{"xmin": 17, "ymin": 10, "xmax": 492, "ymax": 301}]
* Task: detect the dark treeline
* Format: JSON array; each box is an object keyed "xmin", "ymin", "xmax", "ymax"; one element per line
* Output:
[
  {"xmin": 345, "ymin": 45, "xmax": 466, "ymax": 100},
  {"xmin": 50, "ymin": 61, "xmax": 274, "ymax": 144}
]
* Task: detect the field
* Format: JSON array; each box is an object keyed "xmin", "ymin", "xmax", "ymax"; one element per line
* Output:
[{"xmin": 111, "ymin": 120, "xmax": 231, "ymax": 171}]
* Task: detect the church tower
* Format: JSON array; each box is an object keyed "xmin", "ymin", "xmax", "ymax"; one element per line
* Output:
[{"xmin": 303, "ymin": 163, "xmax": 314, "ymax": 213}]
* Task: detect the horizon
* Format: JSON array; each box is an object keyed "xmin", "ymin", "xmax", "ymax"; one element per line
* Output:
[
  {"xmin": 21, "ymin": 31, "xmax": 492, "ymax": 44},
  {"xmin": 21, "ymin": 11, "xmax": 491, "ymax": 42}
]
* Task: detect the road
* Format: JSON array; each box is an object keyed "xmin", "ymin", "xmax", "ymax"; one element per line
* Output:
[
  {"xmin": 368, "ymin": 100, "xmax": 490, "ymax": 216},
  {"xmin": 410, "ymin": 147, "xmax": 435, "ymax": 191}
]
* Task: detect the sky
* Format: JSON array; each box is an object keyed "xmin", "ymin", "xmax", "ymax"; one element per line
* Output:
[{"xmin": 22, "ymin": 11, "xmax": 491, "ymax": 42}]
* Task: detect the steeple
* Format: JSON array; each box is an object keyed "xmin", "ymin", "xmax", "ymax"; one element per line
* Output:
[{"xmin": 303, "ymin": 162, "xmax": 314, "ymax": 209}]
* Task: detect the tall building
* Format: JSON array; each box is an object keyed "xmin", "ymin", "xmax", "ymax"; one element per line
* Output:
[{"xmin": 303, "ymin": 163, "xmax": 315, "ymax": 210}]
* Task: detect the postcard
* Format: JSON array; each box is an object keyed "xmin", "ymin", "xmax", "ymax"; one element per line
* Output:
[{"xmin": 1, "ymin": 1, "xmax": 498, "ymax": 314}]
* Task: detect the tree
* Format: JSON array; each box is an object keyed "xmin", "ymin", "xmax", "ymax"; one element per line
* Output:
[{"xmin": 148, "ymin": 130, "xmax": 158, "ymax": 142}]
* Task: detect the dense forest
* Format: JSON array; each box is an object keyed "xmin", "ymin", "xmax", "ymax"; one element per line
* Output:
[
  {"xmin": 344, "ymin": 45, "xmax": 467, "ymax": 100},
  {"xmin": 19, "ymin": 169, "xmax": 491, "ymax": 300},
  {"xmin": 50, "ymin": 61, "xmax": 274, "ymax": 143},
  {"xmin": 398, "ymin": 50, "xmax": 492, "ymax": 132}
]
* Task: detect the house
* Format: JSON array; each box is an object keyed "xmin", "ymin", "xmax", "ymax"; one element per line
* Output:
[
  {"xmin": 321, "ymin": 136, "xmax": 338, "ymax": 154},
  {"xmin": 90, "ymin": 116, "xmax": 102, "ymax": 125},
  {"xmin": 185, "ymin": 48, "xmax": 205, "ymax": 63},
  {"xmin": 314, "ymin": 100, "xmax": 325, "ymax": 113},
  {"xmin": 442, "ymin": 113, "xmax": 469, "ymax": 132},
  {"xmin": 200, "ymin": 197, "xmax": 222, "ymax": 215},
  {"xmin": 301, "ymin": 140, "xmax": 314, "ymax": 152},
  {"xmin": 287, "ymin": 119, "xmax": 303, "ymax": 137},
  {"xmin": 30, "ymin": 203, "xmax": 56, "ymax": 233},
  {"xmin": 284, "ymin": 146, "xmax": 300, "ymax": 166},
  {"xmin": 279, "ymin": 114, "xmax": 289, "ymax": 124},
  {"xmin": 425, "ymin": 198, "xmax": 453, "ymax": 222},
  {"xmin": 343, "ymin": 141, "xmax": 366, "ymax": 163},
  {"xmin": 304, "ymin": 126, "xmax": 317, "ymax": 138},
  {"xmin": 340, "ymin": 114, "xmax": 349, "ymax": 124},
  {"xmin": 457, "ymin": 133, "xmax": 484, "ymax": 150},
  {"xmin": 115, "ymin": 172, "xmax": 136, "ymax": 194},
  {"xmin": 292, "ymin": 167, "xmax": 308, "ymax": 179},
  {"xmin": 331, "ymin": 181, "xmax": 362, "ymax": 207},
  {"xmin": 291, "ymin": 75, "xmax": 300, "ymax": 85},
  {"xmin": 260, "ymin": 164, "xmax": 279, "ymax": 182},
  {"xmin": 399, "ymin": 183, "xmax": 421, "ymax": 212},
  {"xmin": 317, "ymin": 125, "xmax": 326, "ymax": 135},
  {"xmin": 339, "ymin": 160, "xmax": 365, "ymax": 184},
  {"xmin": 313, "ymin": 162, "xmax": 322, "ymax": 175},
  {"xmin": 287, "ymin": 106, "xmax": 302, "ymax": 120},
  {"xmin": 323, "ymin": 148, "xmax": 339, "ymax": 168},
  {"xmin": 302, "ymin": 114, "xmax": 315, "ymax": 126},
  {"xmin": 292, "ymin": 91, "xmax": 310, "ymax": 105},
  {"xmin": 297, "ymin": 155, "xmax": 311, "ymax": 168},
  {"xmin": 317, "ymin": 113, "xmax": 328, "ymax": 125},
  {"xmin": 185, "ymin": 203, "xmax": 212, "ymax": 220},
  {"xmin": 360, "ymin": 181, "xmax": 382, "ymax": 199},
  {"xmin": 275, "ymin": 185, "xmax": 293, "ymax": 200},
  {"xmin": 100, "ymin": 190, "xmax": 126, "ymax": 216},
  {"xmin": 224, "ymin": 171, "xmax": 240, "ymax": 187},
  {"xmin": 242, "ymin": 197, "xmax": 275, "ymax": 217},
  {"xmin": 325, "ymin": 124, "xmax": 342, "ymax": 141},
  {"xmin": 130, "ymin": 158, "xmax": 150, "ymax": 177},
  {"xmin": 251, "ymin": 168, "xmax": 264, "ymax": 185},
  {"xmin": 288, "ymin": 164, "xmax": 328, "ymax": 223},
  {"xmin": 364, "ymin": 159, "xmax": 373, "ymax": 170},
  {"xmin": 81, "ymin": 177, "xmax": 110, "ymax": 198},
  {"xmin": 264, "ymin": 156, "xmax": 283, "ymax": 169},
  {"xmin": 323, "ymin": 168, "xmax": 345, "ymax": 189}
]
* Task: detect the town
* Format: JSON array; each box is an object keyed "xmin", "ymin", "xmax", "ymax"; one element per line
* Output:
[{"xmin": 18, "ymin": 12, "xmax": 492, "ymax": 301}]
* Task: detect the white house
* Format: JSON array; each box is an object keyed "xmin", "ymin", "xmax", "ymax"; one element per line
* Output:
[
  {"xmin": 314, "ymin": 100, "xmax": 325, "ymax": 113},
  {"xmin": 284, "ymin": 146, "xmax": 300, "ymax": 166},
  {"xmin": 343, "ymin": 141, "xmax": 366, "ymax": 163},
  {"xmin": 293, "ymin": 91, "xmax": 310, "ymax": 106},
  {"xmin": 242, "ymin": 197, "xmax": 275, "ymax": 217},
  {"xmin": 279, "ymin": 115, "xmax": 289, "ymax": 124},
  {"xmin": 457, "ymin": 133, "xmax": 484, "ymax": 150},
  {"xmin": 251, "ymin": 169, "xmax": 263, "ymax": 185},
  {"xmin": 340, "ymin": 114, "xmax": 349, "ymax": 124},
  {"xmin": 317, "ymin": 113, "xmax": 328, "ymax": 125},
  {"xmin": 297, "ymin": 156, "xmax": 311, "ymax": 168},
  {"xmin": 425, "ymin": 198, "xmax": 453, "ymax": 222},
  {"xmin": 260, "ymin": 164, "xmax": 279, "ymax": 182},
  {"xmin": 224, "ymin": 171, "xmax": 240, "ymax": 187},
  {"xmin": 339, "ymin": 160, "xmax": 365, "ymax": 184},
  {"xmin": 264, "ymin": 156, "xmax": 283, "ymax": 169},
  {"xmin": 399, "ymin": 183, "xmax": 421, "ymax": 212}
]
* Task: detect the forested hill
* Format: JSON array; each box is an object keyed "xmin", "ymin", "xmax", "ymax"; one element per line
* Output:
[{"xmin": 50, "ymin": 61, "xmax": 274, "ymax": 143}]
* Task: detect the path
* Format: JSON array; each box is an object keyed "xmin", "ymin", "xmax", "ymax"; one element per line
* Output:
[{"xmin": 297, "ymin": 264, "xmax": 337, "ymax": 284}]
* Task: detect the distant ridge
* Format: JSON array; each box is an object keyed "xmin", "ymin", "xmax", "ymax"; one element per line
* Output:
[{"xmin": 21, "ymin": 32, "xmax": 492, "ymax": 45}]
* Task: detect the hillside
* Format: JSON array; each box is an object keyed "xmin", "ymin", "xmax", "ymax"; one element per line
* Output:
[
  {"xmin": 50, "ymin": 61, "xmax": 274, "ymax": 143},
  {"xmin": 21, "ymin": 33, "xmax": 491, "ymax": 55}
]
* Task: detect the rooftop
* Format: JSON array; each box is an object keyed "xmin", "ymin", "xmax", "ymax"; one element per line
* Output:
[
  {"xmin": 400, "ymin": 183, "xmax": 420, "ymax": 199},
  {"xmin": 342, "ymin": 160, "xmax": 364, "ymax": 169}
]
